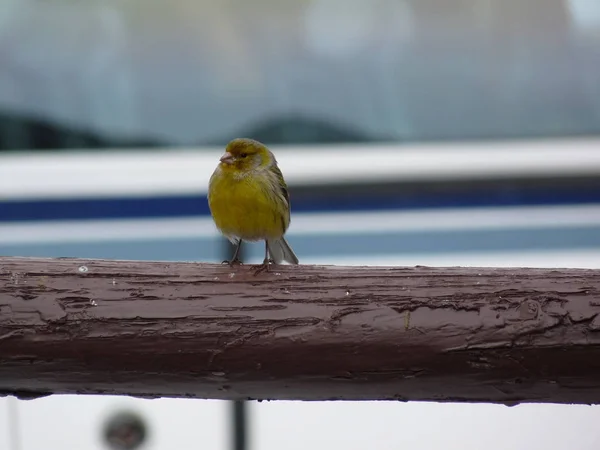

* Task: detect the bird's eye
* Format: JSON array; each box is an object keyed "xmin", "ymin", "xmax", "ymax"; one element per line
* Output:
[{"xmin": 240, "ymin": 153, "xmax": 248, "ymax": 158}]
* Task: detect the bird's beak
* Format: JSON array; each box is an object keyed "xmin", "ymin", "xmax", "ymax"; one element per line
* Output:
[{"xmin": 219, "ymin": 152, "xmax": 234, "ymax": 165}]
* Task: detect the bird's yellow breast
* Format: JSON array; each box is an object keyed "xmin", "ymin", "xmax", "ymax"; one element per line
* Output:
[{"xmin": 208, "ymin": 168, "xmax": 288, "ymax": 241}]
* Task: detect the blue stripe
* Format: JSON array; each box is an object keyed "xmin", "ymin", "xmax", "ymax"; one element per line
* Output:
[
  {"xmin": 2, "ymin": 225, "xmax": 600, "ymax": 262},
  {"xmin": 2, "ymin": 186, "xmax": 600, "ymax": 222}
]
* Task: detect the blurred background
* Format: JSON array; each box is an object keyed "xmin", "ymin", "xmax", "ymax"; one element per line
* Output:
[{"xmin": 1, "ymin": 0, "xmax": 600, "ymax": 449}]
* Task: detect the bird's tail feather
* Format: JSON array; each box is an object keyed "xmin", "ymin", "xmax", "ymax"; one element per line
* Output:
[{"xmin": 267, "ymin": 237, "xmax": 299, "ymax": 265}]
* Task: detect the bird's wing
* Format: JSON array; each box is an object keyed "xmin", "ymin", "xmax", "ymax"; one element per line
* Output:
[{"xmin": 271, "ymin": 164, "xmax": 290, "ymax": 208}]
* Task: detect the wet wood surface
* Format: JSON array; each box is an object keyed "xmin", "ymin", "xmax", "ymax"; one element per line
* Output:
[{"xmin": 1, "ymin": 256, "xmax": 600, "ymax": 405}]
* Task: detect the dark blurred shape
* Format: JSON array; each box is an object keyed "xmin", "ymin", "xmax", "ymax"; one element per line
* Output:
[
  {"xmin": 232, "ymin": 115, "xmax": 385, "ymax": 145},
  {"xmin": 0, "ymin": 111, "xmax": 163, "ymax": 151},
  {"xmin": 0, "ymin": 110, "xmax": 381, "ymax": 151},
  {"xmin": 103, "ymin": 410, "xmax": 148, "ymax": 450}
]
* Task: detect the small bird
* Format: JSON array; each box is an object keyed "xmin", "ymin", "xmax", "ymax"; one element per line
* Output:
[{"xmin": 208, "ymin": 138, "xmax": 299, "ymax": 271}]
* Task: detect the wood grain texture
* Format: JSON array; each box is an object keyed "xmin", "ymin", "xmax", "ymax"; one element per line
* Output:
[{"xmin": 1, "ymin": 256, "xmax": 600, "ymax": 404}]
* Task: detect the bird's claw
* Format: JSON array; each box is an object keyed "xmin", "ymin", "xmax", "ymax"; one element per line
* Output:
[
  {"xmin": 222, "ymin": 258, "xmax": 242, "ymax": 266},
  {"xmin": 253, "ymin": 258, "xmax": 275, "ymax": 275}
]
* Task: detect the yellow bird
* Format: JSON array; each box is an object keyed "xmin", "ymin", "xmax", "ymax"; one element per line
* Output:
[{"xmin": 208, "ymin": 138, "xmax": 299, "ymax": 270}]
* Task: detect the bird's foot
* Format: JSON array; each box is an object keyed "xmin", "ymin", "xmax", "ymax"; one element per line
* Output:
[
  {"xmin": 222, "ymin": 258, "xmax": 242, "ymax": 266},
  {"xmin": 253, "ymin": 258, "xmax": 275, "ymax": 275}
]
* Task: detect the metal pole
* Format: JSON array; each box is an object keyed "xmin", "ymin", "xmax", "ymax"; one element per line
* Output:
[{"xmin": 231, "ymin": 401, "xmax": 248, "ymax": 450}]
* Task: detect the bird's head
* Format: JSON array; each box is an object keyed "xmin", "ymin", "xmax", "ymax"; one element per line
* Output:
[{"xmin": 218, "ymin": 138, "xmax": 274, "ymax": 174}]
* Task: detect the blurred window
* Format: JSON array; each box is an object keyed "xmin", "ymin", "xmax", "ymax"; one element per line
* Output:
[{"xmin": 0, "ymin": 0, "xmax": 599, "ymax": 151}]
